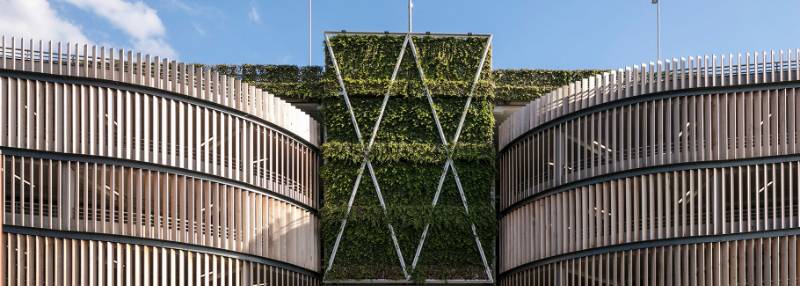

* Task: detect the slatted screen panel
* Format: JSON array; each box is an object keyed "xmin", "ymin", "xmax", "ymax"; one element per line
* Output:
[
  {"xmin": 0, "ymin": 37, "xmax": 322, "ymax": 284},
  {"xmin": 2, "ymin": 155, "xmax": 318, "ymax": 270},
  {"xmin": 4, "ymin": 233, "xmax": 319, "ymax": 286},
  {"xmin": 499, "ymin": 49, "xmax": 800, "ymax": 285},
  {"xmin": 0, "ymin": 36, "xmax": 319, "ymax": 145},
  {"xmin": 0, "ymin": 76, "xmax": 319, "ymax": 208},
  {"xmin": 501, "ymin": 236, "xmax": 800, "ymax": 286},
  {"xmin": 500, "ymin": 89, "xmax": 799, "ymax": 210},
  {"xmin": 499, "ymin": 51, "xmax": 799, "ymax": 150},
  {"xmin": 501, "ymin": 161, "xmax": 800, "ymax": 271}
]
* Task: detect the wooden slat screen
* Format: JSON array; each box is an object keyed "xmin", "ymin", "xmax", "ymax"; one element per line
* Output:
[
  {"xmin": 499, "ymin": 50, "xmax": 799, "ymax": 150},
  {"xmin": 500, "ymin": 89, "xmax": 798, "ymax": 209},
  {"xmin": 501, "ymin": 161, "xmax": 800, "ymax": 271},
  {"xmin": 0, "ymin": 36, "xmax": 323, "ymax": 285},
  {"xmin": 0, "ymin": 75, "xmax": 319, "ymax": 208},
  {"xmin": 501, "ymin": 235, "xmax": 800, "ymax": 286},
  {"xmin": 1, "ymin": 155, "xmax": 319, "ymax": 271},
  {"xmin": 499, "ymin": 49, "xmax": 800, "ymax": 285},
  {"xmin": 0, "ymin": 36, "xmax": 319, "ymax": 145},
  {"xmin": 4, "ymin": 232, "xmax": 319, "ymax": 286}
]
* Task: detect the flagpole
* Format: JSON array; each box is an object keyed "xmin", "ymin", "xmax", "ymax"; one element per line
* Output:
[
  {"xmin": 308, "ymin": 0, "xmax": 312, "ymax": 65},
  {"xmin": 408, "ymin": 0, "xmax": 413, "ymax": 33},
  {"xmin": 654, "ymin": 0, "xmax": 661, "ymax": 60}
]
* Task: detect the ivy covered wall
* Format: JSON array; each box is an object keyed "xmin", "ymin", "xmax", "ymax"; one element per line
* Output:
[
  {"xmin": 200, "ymin": 64, "xmax": 324, "ymax": 100},
  {"xmin": 212, "ymin": 65, "xmax": 604, "ymax": 103},
  {"xmin": 493, "ymin": 69, "xmax": 605, "ymax": 102},
  {"xmin": 319, "ymin": 34, "xmax": 495, "ymax": 281}
]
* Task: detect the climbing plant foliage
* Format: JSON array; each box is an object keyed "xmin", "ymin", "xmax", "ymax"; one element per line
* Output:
[
  {"xmin": 210, "ymin": 64, "xmax": 604, "ymax": 102},
  {"xmin": 321, "ymin": 35, "xmax": 494, "ymax": 99},
  {"xmin": 200, "ymin": 64, "xmax": 323, "ymax": 100},
  {"xmin": 320, "ymin": 34, "xmax": 495, "ymax": 281},
  {"xmin": 494, "ymin": 69, "xmax": 606, "ymax": 102}
]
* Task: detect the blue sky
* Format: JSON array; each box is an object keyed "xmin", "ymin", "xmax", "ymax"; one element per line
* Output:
[{"xmin": 3, "ymin": 0, "xmax": 800, "ymax": 69}]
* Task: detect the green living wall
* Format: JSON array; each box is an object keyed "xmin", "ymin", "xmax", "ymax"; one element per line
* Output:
[
  {"xmin": 210, "ymin": 65, "xmax": 604, "ymax": 102},
  {"xmin": 320, "ymin": 34, "xmax": 495, "ymax": 281},
  {"xmin": 494, "ymin": 69, "xmax": 606, "ymax": 102},
  {"xmin": 204, "ymin": 64, "xmax": 323, "ymax": 100}
]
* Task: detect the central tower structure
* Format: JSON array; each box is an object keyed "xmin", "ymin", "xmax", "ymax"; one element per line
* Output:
[{"xmin": 321, "ymin": 31, "xmax": 495, "ymax": 284}]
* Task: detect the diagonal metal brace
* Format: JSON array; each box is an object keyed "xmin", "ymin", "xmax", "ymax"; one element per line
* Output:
[
  {"xmin": 324, "ymin": 33, "xmax": 412, "ymax": 279},
  {"xmin": 407, "ymin": 35, "xmax": 494, "ymax": 282}
]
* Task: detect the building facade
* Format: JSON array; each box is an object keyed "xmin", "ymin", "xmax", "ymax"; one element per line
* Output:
[
  {"xmin": 10, "ymin": 34, "xmax": 800, "ymax": 286},
  {"xmin": 498, "ymin": 52, "xmax": 800, "ymax": 285},
  {"xmin": 0, "ymin": 37, "xmax": 321, "ymax": 285}
]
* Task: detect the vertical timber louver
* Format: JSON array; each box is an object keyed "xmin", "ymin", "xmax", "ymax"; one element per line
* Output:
[
  {"xmin": 0, "ymin": 36, "xmax": 322, "ymax": 285},
  {"xmin": 499, "ymin": 50, "xmax": 800, "ymax": 285}
]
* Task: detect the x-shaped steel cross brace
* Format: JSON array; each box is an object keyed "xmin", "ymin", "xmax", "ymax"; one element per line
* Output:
[
  {"xmin": 406, "ymin": 35, "xmax": 494, "ymax": 283},
  {"xmin": 324, "ymin": 33, "xmax": 412, "ymax": 279}
]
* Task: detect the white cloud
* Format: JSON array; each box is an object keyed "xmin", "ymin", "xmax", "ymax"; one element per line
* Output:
[
  {"xmin": 0, "ymin": 0, "xmax": 90, "ymax": 44},
  {"xmin": 248, "ymin": 4, "xmax": 261, "ymax": 23},
  {"xmin": 63, "ymin": 0, "xmax": 177, "ymax": 58}
]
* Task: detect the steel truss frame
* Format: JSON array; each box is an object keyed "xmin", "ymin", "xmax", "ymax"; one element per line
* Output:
[{"xmin": 323, "ymin": 31, "xmax": 493, "ymax": 284}]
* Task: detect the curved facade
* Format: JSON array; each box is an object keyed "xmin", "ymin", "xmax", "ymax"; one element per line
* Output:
[
  {"xmin": 0, "ymin": 37, "xmax": 321, "ymax": 285},
  {"xmin": 499, "ymin": 51, "xmax": 800, "ymax": 284}
]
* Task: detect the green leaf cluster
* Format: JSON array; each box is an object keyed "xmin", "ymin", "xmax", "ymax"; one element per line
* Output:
[
  {"xmin": 322, "ymin": 141, "xmax": 494, "ymax": 163},
  {"xmin": 321, "ymin": 160, "xmax": 495, "ymax": 280},
  {"xmin": 203, "ymin": 63, "xmax": 605, "ymax": 103},
  {"xmin": 494, "ymin": 69, "xmax": 606, "ymax": 102},
  {"xmin": 321, "ymin": 97, "xmax": 494, "ymax": 144},
  {"xmin": 320, "ymin": 34, "xmax": 496, "ymax": 281},
  {"xmin": 321, "ymin": 35, "xmax": 494, "ymax": 98},
  {"xmin": 200, "ymin": 64, "xmax": 324, "ymax": 99}
]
